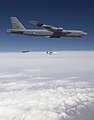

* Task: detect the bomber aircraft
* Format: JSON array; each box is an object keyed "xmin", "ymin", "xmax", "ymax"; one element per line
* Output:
[{"xmin": 6, "ymin": 17, "xmax": 87, "ymax": 38}]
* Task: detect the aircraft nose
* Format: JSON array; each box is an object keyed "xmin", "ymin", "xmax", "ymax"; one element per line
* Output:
[{"xmin": 83, "ymin": 32, "xmax": 87, "ymax": 35}]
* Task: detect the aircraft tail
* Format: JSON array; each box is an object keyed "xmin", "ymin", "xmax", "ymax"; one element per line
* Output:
[{"xmin": 11, "ymin": 17, "xmax": 25, "ymax": 29}]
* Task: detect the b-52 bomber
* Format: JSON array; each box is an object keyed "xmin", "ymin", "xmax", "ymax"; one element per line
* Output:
[{"xmin": 6, "ymin": 17, "xmax": 87, "ymax": 38}]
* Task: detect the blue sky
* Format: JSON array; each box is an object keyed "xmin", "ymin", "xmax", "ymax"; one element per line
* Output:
[{"xmin": 0, "ymin": 0, "xmax": 94, "ymax": 51}]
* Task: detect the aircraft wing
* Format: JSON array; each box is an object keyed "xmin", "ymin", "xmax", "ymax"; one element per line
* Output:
[{"xmin": 29, "ymin": 21, "xmax": 63, "ymax": 32}]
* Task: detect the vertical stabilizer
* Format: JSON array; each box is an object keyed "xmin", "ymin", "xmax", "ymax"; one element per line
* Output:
[{"xmin": 11, "ymin": 17, "xmax": 25, "ymax": 29}]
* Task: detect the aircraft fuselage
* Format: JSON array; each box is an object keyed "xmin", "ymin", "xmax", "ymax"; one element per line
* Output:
[{"xmin": 7, "ymin": 29, "xmax": 87, "ymax": 38}]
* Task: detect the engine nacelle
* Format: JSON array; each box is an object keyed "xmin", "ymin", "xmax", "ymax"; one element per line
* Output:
[{"xmin": 58, "ymin": 28, "xmax": 63, "ymax": 31}]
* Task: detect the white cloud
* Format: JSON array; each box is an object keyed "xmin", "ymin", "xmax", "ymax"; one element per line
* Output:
[{"xmin": 0, "ymin": 79, "xmax": 94, "ymax": 120}]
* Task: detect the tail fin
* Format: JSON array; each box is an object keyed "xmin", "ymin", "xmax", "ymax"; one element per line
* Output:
[{"xmin": 11, "ymin": 17, "xmax": 25, "ymax": 29}]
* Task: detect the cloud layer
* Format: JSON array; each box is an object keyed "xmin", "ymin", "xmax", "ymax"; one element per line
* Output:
[
  {"xmin": 0, "ymin": 72, "xmax": 94, "ymax": 120},
  {"xmin": 0, "ymin": 51, "xmax": 94, "ymax": 120}
]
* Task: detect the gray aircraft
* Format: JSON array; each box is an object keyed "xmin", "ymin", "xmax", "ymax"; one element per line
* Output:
[{"xmin": 6, "ymin": 17, "xmax": 87, "ymax": 38}]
